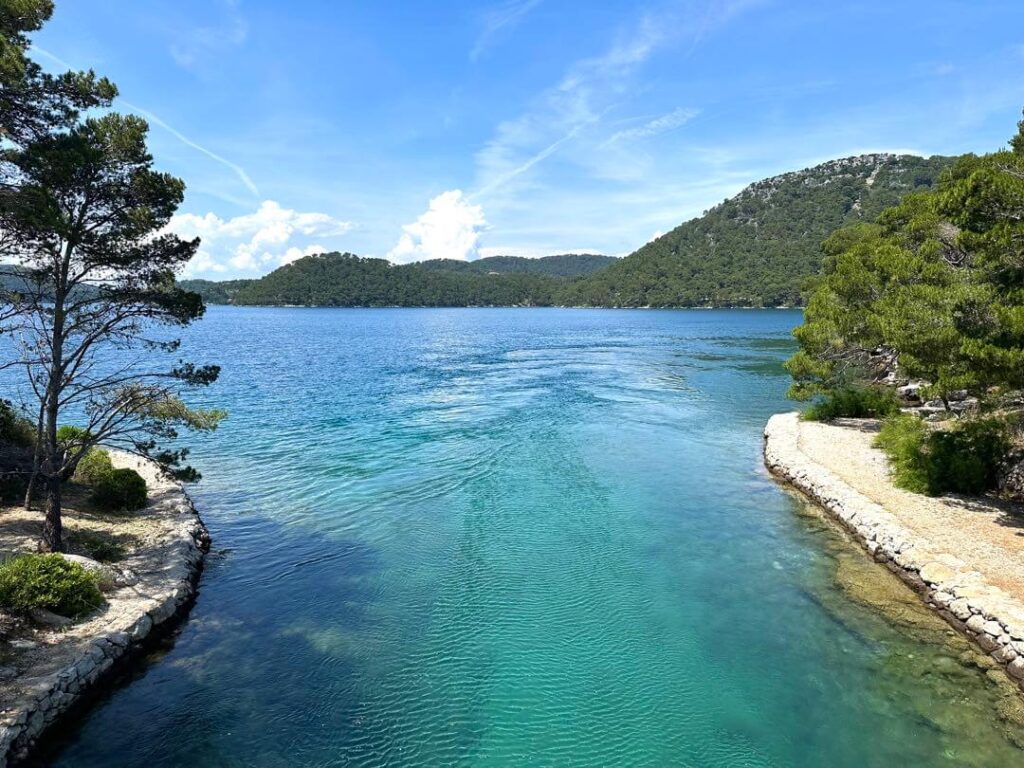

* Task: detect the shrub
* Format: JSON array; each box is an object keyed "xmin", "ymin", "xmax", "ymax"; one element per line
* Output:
[
  {"xmin": 91, "ymin": 468, "xmax": 147, "ymax": 512},
  {"xmin": 804, "ymin": 386, "xmax": 901, "ymax": 421},
  {"xmin": 73, "ymin": 448, "xmax": 114, "ymax": 485},
  {"xmin": 0, "ymin": 554, "xmax": 103, "ymax": 618},
  {"xmin": 875, "ymin": 414, "xmax": 1012, "ymax": 496},
  {"xmin": 69, "ymin": 530, "xmax": 130, "ymax": 563},
  {"xmin": 0, "ymin": 400, "xmax": 35, "ymax": 447}
]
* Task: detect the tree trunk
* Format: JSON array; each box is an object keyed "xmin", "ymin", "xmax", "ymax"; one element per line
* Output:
[
  {"xmin": 41, "ymin": 474, "xmax": 62, "ymax": 552},
  {"xmin": 23, "ymin": 405, "xmax": 44, "ymax": 509}
]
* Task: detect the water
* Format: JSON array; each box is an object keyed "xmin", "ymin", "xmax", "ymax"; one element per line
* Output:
[{"xmin": 46, "ymin": 307, "xmax": 1024, "ymax": 766}]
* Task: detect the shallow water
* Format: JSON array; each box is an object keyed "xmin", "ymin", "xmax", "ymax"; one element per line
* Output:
[{"xmin": 47, "ymin": 307, "xmax": 1024, "ymax": 766}]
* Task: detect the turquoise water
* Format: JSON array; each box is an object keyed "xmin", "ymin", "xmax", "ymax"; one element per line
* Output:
[{"xmin": 48, "ymin": 308, "xmax": 1024, "ymax": 766}]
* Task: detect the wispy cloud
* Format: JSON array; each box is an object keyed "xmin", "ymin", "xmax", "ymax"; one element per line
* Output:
[
  {"xmin": 30, "ymin": 45, "xmax": 259, "ymax": 199},
  {"xmin": 170, "ymin": 0, "xmax": 248, "ymax": 70},
  {"xmin": 472, "ymin": 2, "xmax": 740, "ymax": 198},
  {"xmin": 471, "ymin": 0, "xmax": 543, "ymax": 61},
  {"xmin": 603, "ymin": 106, "xmax": 700, "ymax": 146},
  {"xmin": 119, "ymin": 100, "xmax": 260, "ymax": 197}
]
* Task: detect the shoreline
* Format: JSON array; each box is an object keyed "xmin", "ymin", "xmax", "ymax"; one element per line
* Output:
[
  {"xmin": 764, "ymin": 412, "xmax": 1024, "ymax": 691},
  {"xmin": 0, "ymin": 454, "xmax": 210, "ymax": 767}
]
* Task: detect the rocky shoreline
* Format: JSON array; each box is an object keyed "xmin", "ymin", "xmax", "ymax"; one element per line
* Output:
[
  {"xmin": 0, "ymin": 453, "xmax": 209, "ymax": 767},
  {"xmin": 765, "ymin": 412, "xmax": 1024, "ymax": 692}
]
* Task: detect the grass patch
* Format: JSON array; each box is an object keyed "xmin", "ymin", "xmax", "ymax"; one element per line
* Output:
[{"xmin": 67, "ymin": 529, "xmax": 135, "ymax": 563}]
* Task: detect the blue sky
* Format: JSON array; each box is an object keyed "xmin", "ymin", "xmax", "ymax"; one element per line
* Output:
[{"xmin": 30, "ymin": 0, "xmax": 1024, "ymax": 278}]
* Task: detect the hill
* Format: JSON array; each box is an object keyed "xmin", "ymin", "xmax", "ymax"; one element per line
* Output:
[
  {"xmin": 188, "ymin": 253, "xmax": 614, "ymax": 306},
  {"xmin": 178, "ymin": 279, "xmax": 255, "ymax": 305},
  {"xmin": 416, "ymin": 253, "xmax": 616, "ymax": 277},
  {"xmin": 567, "ymin": 153, "xmax": 955, "ymax": 307},
  {"xmin": 230, "ymin": 253, "xmax": 570, "ymax": 307}
]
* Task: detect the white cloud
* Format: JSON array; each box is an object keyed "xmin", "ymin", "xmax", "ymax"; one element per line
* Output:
[
  {"xmin": 471, "ymin": 0, "xmax": 543, "ymax": 61},
  {"xmin": 386, "ymin": 190, "xmax": 488, "ymax": 264},
  {"xmin": 171, "ymin": 201, "xmax": 353, "ymax": 276},
  {"xmin": 170, "ymin": 0, "xmax": 248, "ymax": 70},
  {"xmin": 472, "ymin": 3, "xmax": 745, "ymax": 199},
  {"xmin": 604, "ymin": 107, "xmax": 700, "ymax": 146}
]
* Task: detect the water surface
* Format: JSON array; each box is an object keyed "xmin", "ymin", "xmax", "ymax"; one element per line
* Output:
[{"xmin": 50, "ymin": 308, "xmax": 1024, "ymax": 766}]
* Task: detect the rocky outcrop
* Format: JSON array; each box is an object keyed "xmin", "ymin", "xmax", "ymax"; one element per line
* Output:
[
  {"xmin": 765, "ymin": 412, "xmax": 1024, "ymax": 690},
  {"xmin": 0, "ymin": 453, "xmax": 209, "ymax": 766}
]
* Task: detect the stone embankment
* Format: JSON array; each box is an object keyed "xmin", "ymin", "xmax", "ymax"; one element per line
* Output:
[
  {"xmin": 765, "ymin": 412, "xmax": 1024, "ymax": 690},
  {"xmin": 0, "ymin": 453, "xmax": 209, "ymax": 766}
]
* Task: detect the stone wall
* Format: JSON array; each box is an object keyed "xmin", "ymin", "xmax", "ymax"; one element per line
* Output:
[
  {"xmin": 0, "ymin": 453, "xmax": 209, "ymax": 766},
  {"xmin": 764, "ymin": 412, "xmax": 1024, "ymax": 689}
]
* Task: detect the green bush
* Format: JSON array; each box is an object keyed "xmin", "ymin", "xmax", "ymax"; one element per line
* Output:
[
  {"xmin": 875, "ymin": 414, "xmax": 1012, "ymax": 496},
  {"xmin": 804, "ymin": 386, "xmax": 901, "ymax": 421},
  {"xmin": 91, "ymin": 468, "xmax": 147, "ymax": 512},
  {"xmin": 0, "ymin": 554, "xmax": 103, "ymax": 618},
  {"xmin": 73, "ymin": 448, "xmax": 113, "ymax": 485},
  {"xmin": 0, "ymin": 400, "xmax": 35, "ymax": 447}
]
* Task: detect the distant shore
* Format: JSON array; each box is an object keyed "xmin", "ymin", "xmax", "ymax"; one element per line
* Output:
[
  {"xmin": 764, "ymin": 412, "xmax": 1024, "ymax": 691},
  {"xmin": 0, "ymin": 454, "xmax": 209, "ymax": 767}
]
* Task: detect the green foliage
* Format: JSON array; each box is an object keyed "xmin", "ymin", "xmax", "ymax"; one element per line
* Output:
[
  {"xmin": 56, "ymin": 425, "xmax": 91, "ymax": 445},
  {"xmin": 787, "ymin": 116, "xmax": 1024, "ymax": 408},
  {"xmin": 91, "ymin": 467, "xmax": 147, "ymax": 512},
  {"xmin": 184, "ymin": 254, "xmax": 617, "ymax": 306},
  {"xmin": 73, "ymin": 447, "xmax": 113, "ymax": 485},
  {"xmin": 68, "ymin": 530, "xmax": 130, "ymax": 563},
  {"xmin": 803, "ymin": 386, "xmax": 901, "ymax": 421},
  {"xmin": 875, "ymin": 414, "xmax": 1012, "ymax": 496},
  {"xmin": 230, "ymin": 252, "xmax": 577, "ymax": 307},
  {"xmin": 0, "ymin": 554, "xmax": 103, "ymax": 618},
  {"xmin": 0, "ymin": 400, "xmax": 34, "ymax": 447},
  {"xmin": 177, "ymin": 278, "xmax": 255, "ymax": 305},
  {"xmin": 567, "ymin": 154, "xmax": 952, "ymax": 308}
]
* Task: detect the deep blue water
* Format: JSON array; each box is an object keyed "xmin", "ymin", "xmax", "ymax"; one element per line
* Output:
[{"xmin": 44, "ymin": 307, "xmax": 1024, "ymax": 766}]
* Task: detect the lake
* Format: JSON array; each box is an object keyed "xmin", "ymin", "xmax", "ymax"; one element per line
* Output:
[{"xmin": 49, "ymin": 307, "xmax": 1024, "ymax": 766}]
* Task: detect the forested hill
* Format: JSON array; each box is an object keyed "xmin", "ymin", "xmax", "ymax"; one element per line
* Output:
[
  {"xmin": 187, "ymin": 252, "xmax": 614, "ymax": 307},
  {"xmin": 228, "ymin": 253, "xmax": 595, "ymax": 307},
  {"xmin": 567, "ymin": 153, "xmax": 955, "ymax": 307},
  {"xmin": 178, "ymin": 155, "xmax": 955, "ymax": 308},
  {"xmin": 416, "ymin": 253, "xmax": 615, "ymax": 277}
]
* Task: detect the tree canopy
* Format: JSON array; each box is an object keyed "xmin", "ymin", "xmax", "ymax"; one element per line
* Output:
[{"xmin": 786, "ymin": 117, "xmax": 1024, "ymax": 407}]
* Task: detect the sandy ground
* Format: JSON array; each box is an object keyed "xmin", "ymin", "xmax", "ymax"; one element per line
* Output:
[{"xmin": 797, "ymin": 418, "xmax": 1024, "ymax": 598}]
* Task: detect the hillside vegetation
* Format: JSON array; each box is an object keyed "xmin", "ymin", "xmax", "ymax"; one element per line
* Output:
[
  {"xmin": 568, "ymin": 154, "xmax": 953, "ymax": 307},
  {"xmin": 180, "ymin": 154, "xmax": 953, "ymax": 308},
  {"xmin": 196, "ymin": 253, "xmax": 612, "ymax": 307}
]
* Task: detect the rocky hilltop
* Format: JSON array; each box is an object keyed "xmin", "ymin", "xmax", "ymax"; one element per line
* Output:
[{"xmin": 567, "ymin": 153, "xmax": 954, "ymax": 307}]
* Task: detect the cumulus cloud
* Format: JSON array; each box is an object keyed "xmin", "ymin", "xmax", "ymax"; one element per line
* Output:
[
  {"xmin": 170, "ymin": 200, "xmax": 353, "ymax": 276},
  {"xmin": 386, "ymin": 190, "xmax": 488, "ymax": 264}
]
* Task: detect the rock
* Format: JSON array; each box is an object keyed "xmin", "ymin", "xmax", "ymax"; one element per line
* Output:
[
  {"xmin": 28, "ymin": 609, "xmax": 72, "ymax": 629},
  {"xmin": 919, "ymin": 561, "xmax": 957, "ymax": 586},
  {"xmin": 9, "ymin": 639, "xmax": 36, "ymax": 650},
  {"xmin": 0, "ymin": 667, "xmax": 17, "ymax": 681}
]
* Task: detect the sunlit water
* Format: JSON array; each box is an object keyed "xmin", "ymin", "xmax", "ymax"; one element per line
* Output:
[{"xmin": 40, "ymin": 308, "xmax": 1024, "ymax": 766}]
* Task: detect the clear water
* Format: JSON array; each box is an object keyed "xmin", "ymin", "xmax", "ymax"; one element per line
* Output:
[{"xmin": 46, "ymin": 307, "xmax": 1024, "ymax": 767}]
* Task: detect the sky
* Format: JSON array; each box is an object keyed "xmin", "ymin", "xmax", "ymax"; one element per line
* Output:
[{"xmin": 29, "ymin": 0, "xmax": 1024, "ymax": 279}]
